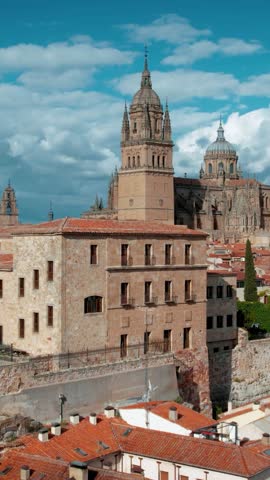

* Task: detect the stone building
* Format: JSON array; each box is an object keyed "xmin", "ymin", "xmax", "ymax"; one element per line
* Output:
[{"xmin": 0, "ymin": 218, "xmax": 207, "ymax": 356}]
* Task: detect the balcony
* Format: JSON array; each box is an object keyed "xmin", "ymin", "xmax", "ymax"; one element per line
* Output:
[
  {"xmin": 145, "ymin": 255, "xmax": 156, "ymax": 266},
  {"xmin": 165, "ymin": 256, "xmax": 176, "ymax": 266},
  {"xmin": 144, "ymin": 296, "xmax": 158, "ymax": 306},
  {"xmin": 165, "ymin": 295, "xmax": 178, "ymax": 304},
  {"xmin": 185, "ymin": 294, "xmax": 196, "ymax": 303},
  {"xmin": 185, "ymin": 255, "xmax": 194, "ymax": 265},
  {"xmin": 121, "ymin": 296, "xmax": 135, "ymax": 307}
]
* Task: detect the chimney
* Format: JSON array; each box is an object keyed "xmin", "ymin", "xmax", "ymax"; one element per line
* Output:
[
  {"xmin": 227, "ymin": 401, "xmax": 232, "ymax": 412},
  {"xmin": 70, "ymin": 413, "xmax": 80, "ymax": 425},
  {"xmin": 89, "ymin": 413, "xmax": 97, "ymax": 425},
  {"xmin": 69, "ymin": 461, "xmax": 88, "ymax": 480},
  {"xmin": 104, "ymin": 406, "xmax": 115, "ymax": 418},
  {"xmin": 38, "ymin": 428, "xmax": 49, "ymax": 442},
  {"xmin": 262, "ymin": 433, "xmax": 270, "ymax": 446},
  {"xmin": 20, "ymin": 466, "xmax": 30, "ymax": 480},
  {"xmin": 252, "ymin": 401, "xmax": 260, "ymax": 411},
  {"xmin": 169, "ymin": 406, "xmax": 178, "ymax": 422},
  {"xmin": 51, "ymin": 422, "xmax": 61, "ymax": 436}
]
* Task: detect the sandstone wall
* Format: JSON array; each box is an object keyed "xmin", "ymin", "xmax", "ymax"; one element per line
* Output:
[{"xmin": 209, "ymin": 329, "xmax": 270, "ymax": 409}]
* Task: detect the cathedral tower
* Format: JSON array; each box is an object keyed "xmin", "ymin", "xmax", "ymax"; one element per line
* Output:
[
  {"xmin": 0, "ymin": 182, "xmax": 19, "ymax": 226},
  {"xmin": 117, "ymin": 52, "xmax": 174, "ymax": 223}
]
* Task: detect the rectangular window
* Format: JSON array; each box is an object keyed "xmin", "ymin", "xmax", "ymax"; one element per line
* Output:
[
  {"xmin": 207, "ymin": 286, "xmax": 213, "ymax": 299},
  {"xmin": 213, "ymin": 347, "xmax": 219, "ymax": 353},
  {"xmin": 33, "ymin": 269, "xmax": 39, "ymax": 289},
  {"xmin": 165, "ymin": 244, "xmax": 172, "ymax": 265},
  {"xmin": 207, "ymin": 316, "xmax": 213, "ymax": 329},
  {"xmin": 144, "ymin": 331, "xmax": 150, "ymax": 354},
  {"xmin": 144, "ymin": 281, "xmax": 152, "ymax": 303},
  {"xmin": 163, "ymin": 329, "xmax": 171, "ymax": 353},
  {"xmin": 33, "ymin": 312, "xmax": 39, "ymax": 333},
  {"xmin": 217, "ymin": 315, "xmax": 223, "ymax": 328},
  {"xmin": 227, "ymin": 285, "xmax": 233, "ymax": 297},
  {"xmin": 185, "ymin": 280, "xmax": 192, "ymax": 301},
  {"xmin": 47, "ymin": 261, "xmax": 54, "ymax": 281},
  {"xmin": 19, "ymin": 318, "xmax": 25, "ymax": 338},
  {"xmin": 224, "ymin": 346, "xmax": 230, "ymax": 351},
  {"xmin": 227, "ymin": 314, "xmax": 233, "ymax": 327},
  {"xmin": 217, "ymin": 285, "xmax": 223, "ymax": 298},
  {"xmin": 180, "ymin": 476, "xmax": 189, "ymax": 480},
  {"xmin": 121, "ymin": 282, "xmax": 129, "ymax": 305},
  {"xmin": 19, "ymin": 278, "xmax": 25, "ymax": 297},
  {"xmin": 121, "ymin": 244, "xmax": 129, "ymax": 266},
  {"xmin": 47, "ymin": 306, "xmax": 53, "ymax": 327},
  {"xmin": 165, "ymin": 280, "xmax": 172, "ymax": 302},
  {"xmin": 120, "ymin": 334, "xmax": 128, "ymax": 358},
  {"xmin": 90, "ymin": 245, "xmax": 98, "ymax": 265},
  {"xmin": 183, "ymin": 327, "xmax": 191, "ymax": 349},
  {"xmin": 145, "ymin": 244, "xmax": 152, "ymax": 266},
  {"xmin": 0, "ymin": 279, "xmax": 3, "ymax": 298},
  {"xmin": 84, "ymin": 296, "xmax": 102, "ymax": 314},
  {"xmin": 185, "ymin": 244, "xmax": 191, "ymax": 265},
  {"xmin": 160, "ymin": 472, "xmax": 169, "ymax": 480}
]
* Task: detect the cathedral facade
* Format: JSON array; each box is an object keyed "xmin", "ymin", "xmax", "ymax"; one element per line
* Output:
[{"xmin": 103, "ymin": 56, "xmax": 270, "ymax": 243}]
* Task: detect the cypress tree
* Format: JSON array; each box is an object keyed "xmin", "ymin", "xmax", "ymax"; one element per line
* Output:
[{"xmin": 244, "ymin": 239, "xmax": 257, "ymax": 302}]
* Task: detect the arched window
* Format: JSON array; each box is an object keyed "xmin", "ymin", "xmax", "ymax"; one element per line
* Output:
[
  {"xmin": 208, "ymin": 163, "xmax": 213, "ymax": 174},
  {"xmin": 137, "ymin": 155, "xmax": 140, "ymax": 166},
  {"xmin": 230, "ymin": 163, "xmax": 234, "ymax": 174},
  {"xmin": 132, "ymin": 156, "xmax": 136, "ymax": 167},
  {"xmin": 157, "ymin": 155, "xmax": 160, "ymax": 167},
  {"xmin": 152, "ymin": 155, "xmax": 155, "ymax": 167},
  {"xmin": 128, "ymin": 156, "xmax": 131, "ymax": 168},
  {"xmin": 218, "ymin": 162, "xmax": 224, "ymax": 171},
  {"xmin": 162, "ymin": 156, "xmax": 165, "ymax": 167},
  {"xmin": 155, "ymin": 119, "xmax": 158, "ymax": 132},
  {"xmin": 133, "ymin": 121, "xmax": 137, "ymax": 133},
  {"xmin": 84, "ymin": 296, "xmax": 103, "ymax": 314}
]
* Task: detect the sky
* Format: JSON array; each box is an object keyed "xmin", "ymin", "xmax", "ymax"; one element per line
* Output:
[{"xmin": 1, "ymin": 0, "xmax": 270, "ymax": 222}]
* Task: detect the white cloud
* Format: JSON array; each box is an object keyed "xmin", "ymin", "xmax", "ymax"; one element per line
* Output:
[
  {"xmin": 162, "ymin": 38, "xmax": 262, "ymax": 65},
  {"xmin": 122, "ymin": 14, "xmax": 210, "ymax": 44},
  {"xmin": 18, "ymin": 68, "xmax": 95, "ymax": 90},
  {"xmin": 113, "ymin": 69, "xmax": 239, "ymax": 101},
  {"xmin": 0, "ymin": 38, "xmax": 136, "ymax": 72}
]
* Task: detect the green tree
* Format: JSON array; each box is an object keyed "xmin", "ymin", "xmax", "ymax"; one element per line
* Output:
[{"xmin": 244, "ymin": 239, "xmax": 257, "ymax": 302}]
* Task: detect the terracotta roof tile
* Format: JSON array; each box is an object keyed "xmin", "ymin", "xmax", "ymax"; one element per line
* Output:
[
  {"xmin": 0, "ymin": 451, "xmax": 68, "ymax": 479},
  {"xmin": 13, "ymin": 218, "xmax": 208, "ymax": 238}
]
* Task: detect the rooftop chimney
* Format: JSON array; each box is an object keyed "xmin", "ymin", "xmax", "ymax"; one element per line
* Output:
[
  {"xmin": 51, "ymin": 422, "xmax": 61, "ymax": 436},
  {"xmin": 38, "ymin": 428, "xmax": 49, "ymax": 442},
  {"xmin": 104, "ymin": 406, "xmax": 115, "ymax": 418},
  {"xmin": 70, "ymin": 413, "xmax": 80, "ymax": 425},
  {"xmin": 20, "ymin": 466, "xmax": 30, "ymax": 480},
  {"xmin": 253, "ymin": 401, "xmax": 260, "ymax": 411},
  {"xmin": 89, "ymin": 413, "xmax": 97, "ymax": 425},
  {"xmin": 262, "ymin": 433, "xmax": 270, "ymax": 446},
  {"xmin": 69, "ymin": 461, "xmax": 88, "ymax": 480},
  {"xmin": 169, "ymin": 406, "xmax": 178, "ymax": 422}
]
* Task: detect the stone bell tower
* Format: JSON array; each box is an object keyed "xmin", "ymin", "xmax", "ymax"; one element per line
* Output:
[
  {"xmin": 117, "ymin": 51, "xmax": 174, "ymax": 224},
  {"xmin": 0, "ymin": 181, "xmax": 19, "ymax": 226}
]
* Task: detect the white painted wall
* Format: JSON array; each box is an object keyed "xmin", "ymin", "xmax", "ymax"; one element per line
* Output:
[{"xmin": 119, "ymin": 408, "xmax": 190, "ymax": 435}]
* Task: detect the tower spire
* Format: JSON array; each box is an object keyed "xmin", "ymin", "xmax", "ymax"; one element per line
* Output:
[
  {"xmin": 141, "ymin": 46, "xmax": 152, "ymax": 89},
  {"xmin": 121, "ymin": 101, "xmax": 130, "ymax": 142},
  {"xmin": 163, "ymin": 99, "xmax": 172, "ymax": 141}
]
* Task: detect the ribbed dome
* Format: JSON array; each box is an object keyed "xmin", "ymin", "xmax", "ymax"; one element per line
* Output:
[
  {"xmin": 131, "ymin": 87, "xmax": 161, "ymax": 108},
  {"xmin": 206, "ymin": 123, "xmax": 236, "ymax": 154}
]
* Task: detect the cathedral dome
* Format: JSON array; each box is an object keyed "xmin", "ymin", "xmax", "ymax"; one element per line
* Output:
[
  {"xmin": 130, "ymin": 53, "xmax": 162, "ymax": 110},
  {"xmin": 206, "ymin": 122, "xmax": 236, "ymax": 155}
]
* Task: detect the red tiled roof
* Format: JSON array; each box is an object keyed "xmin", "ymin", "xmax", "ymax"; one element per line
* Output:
[
  {"xmin": 0, "ymin": 253, "xmax": 13, "ymax": 271},
  {"xmin": 12, "ymin": 218, "xmax": 208, "ymax": 238},
  {"xmin": 0, "ymin": 451, "xmax": 68, "ymax": 479},
  {"xmin": 18, "ymin": 416, "xmax": 270, "ymax": 477},
  {"xmin": 121, "ymin": 401, "xmax": 215, "ymax": 431}
]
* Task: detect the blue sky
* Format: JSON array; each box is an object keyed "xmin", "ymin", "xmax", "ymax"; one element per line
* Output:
[{"xmin": 1, "ymin": 0, "xmax": 270, "ymax": 222}]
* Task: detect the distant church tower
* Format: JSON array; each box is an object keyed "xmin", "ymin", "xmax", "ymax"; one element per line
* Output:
[
  {"xmin": 0, "ymin": 182, "xmax": 19, "ymax": 226},
  {"xmin": 117, "ymin": 51, "xmax": 175, "ymax": 223}
]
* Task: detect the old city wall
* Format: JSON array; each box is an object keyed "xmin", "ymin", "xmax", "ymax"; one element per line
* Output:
[
  {"xmin": 209, "ymin": 328, "xmax": 270, "ymax": 408},
  {"xmin": 0, "ymin": 353, "xmax": 179, "ymax": 421}
]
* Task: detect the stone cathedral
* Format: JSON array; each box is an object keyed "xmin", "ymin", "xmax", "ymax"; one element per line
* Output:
[{"xmin": 90, "ymin": 53, "xmax": 270, "ymax": 243}]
